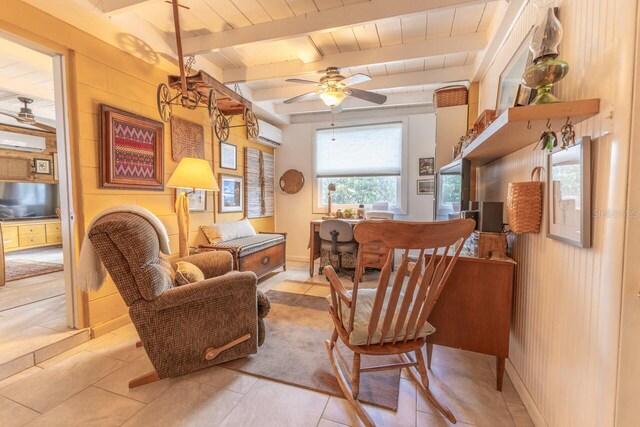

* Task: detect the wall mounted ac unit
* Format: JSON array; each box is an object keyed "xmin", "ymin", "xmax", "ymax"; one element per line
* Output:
[
  {"xmin": 0, "ymin": 130, "xmax": 46, "ymax": 152},
  {"xmin": 255, "ymin": 119, "xmax": 283, "ymax": 147}
]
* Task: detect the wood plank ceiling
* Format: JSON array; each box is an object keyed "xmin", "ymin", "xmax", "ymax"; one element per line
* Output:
[
  {"xmin": 88, "ymin": 0, "xmax": 502, "ymax": 116},
  {"xmin": 0, "ymin": 35, "xmax": 55, "ymax": 129}
]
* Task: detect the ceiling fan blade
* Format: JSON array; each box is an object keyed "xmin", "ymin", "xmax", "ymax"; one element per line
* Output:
[
  {"xmin": 340, "ymin": 73, "xmax": 372, "ymax": 87},
  {"xmin": 0, "ymin": 111, "xmax": 20, "ymax": 121},
  {"xmin": 283, "ymin": 90, "xmax": 322, "ymax": 104},
  {"xmin": 285, "ymin": 78, "xmax": 320, "ymax": 85},
  {"xmin": 31, "ymin": 122, "xmax": 56, "ymax": 133},
  {"xmin": 347, "ymin": 88, "xmax": 387, "ymax": 105}
]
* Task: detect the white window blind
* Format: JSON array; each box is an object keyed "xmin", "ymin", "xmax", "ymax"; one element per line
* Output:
[{"xmin": 315, "ymin": 122, "xmax": 403, "ymax": 177}]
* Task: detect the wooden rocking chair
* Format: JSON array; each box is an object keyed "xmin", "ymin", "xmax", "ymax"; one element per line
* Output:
[{"xmin": 325, "ymin": 219, "xmax": 475, "ymax": 426}]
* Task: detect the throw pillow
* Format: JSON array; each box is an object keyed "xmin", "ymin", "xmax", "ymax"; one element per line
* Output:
[
  {"xmin": 174, "ymin": 261, "xmax": 205, "ymax": 286},
  {"xmin": 200, "ymin": 218, "xmax": 256, "ymax": 243}
]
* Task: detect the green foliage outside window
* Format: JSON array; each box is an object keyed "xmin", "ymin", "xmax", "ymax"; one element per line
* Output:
[
  {"xmin": 320, "ymin": 177, "xmax": 398, "ymax": 206},
  {"xmin": 440, "ymin": 175, "xmax": 461, "ymax": 205}
]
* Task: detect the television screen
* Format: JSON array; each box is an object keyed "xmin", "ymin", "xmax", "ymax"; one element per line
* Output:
[
  {"xmin": 434, "ymin": 159, "xmax": 471, "ymax": 221},
  {"xmin": 0, "ymin": 182, "xmax": 60, "ymax": 220}
]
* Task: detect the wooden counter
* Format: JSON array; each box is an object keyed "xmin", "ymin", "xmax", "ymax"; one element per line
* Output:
[{"xmin": 427, "ymin": 255, "xmax": 515, "ymax": 391}]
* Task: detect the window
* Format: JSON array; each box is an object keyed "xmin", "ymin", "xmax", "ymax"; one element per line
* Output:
[{"xmin": 314, "ymin": 122, "xmax": 405, "ymax": 212}]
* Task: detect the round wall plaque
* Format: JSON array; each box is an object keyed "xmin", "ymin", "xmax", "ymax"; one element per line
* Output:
[{"xmin": 279, "ymin": 169, "xmax": 305, "ymax": 194}]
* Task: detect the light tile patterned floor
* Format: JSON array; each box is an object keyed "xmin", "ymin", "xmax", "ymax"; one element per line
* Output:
[{"xmin": 0, "ymin": 261, "xmax": 534, "ymax": 426}]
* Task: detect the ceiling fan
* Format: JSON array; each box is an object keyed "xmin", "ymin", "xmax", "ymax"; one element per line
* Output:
[
  {"xmin": 0, "ymin": 97, "xmax": 56, "ymax": 133},
  {"xmin": 284, "ymin": 67, "xmax": 387, "ymax": 113}
]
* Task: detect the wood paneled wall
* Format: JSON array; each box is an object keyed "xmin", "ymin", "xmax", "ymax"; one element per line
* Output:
[
  {"xmin": 0, "ymin": 124, "xmax": 57, "ymax": 183},
  {"xmin": 476, "ymin": 1, "xmax": 634, "ymax": 426},
  {"xmin": 0, "ymin": 1, "xmax": 274, "ymax": 336}
]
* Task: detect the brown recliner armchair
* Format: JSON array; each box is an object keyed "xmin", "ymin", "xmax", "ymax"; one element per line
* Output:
[{"xmin": 87, "ymin": 212, "xmax": 269, "ymax": 388}]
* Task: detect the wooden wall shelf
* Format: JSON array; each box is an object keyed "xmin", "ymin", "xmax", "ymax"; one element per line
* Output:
[{"xmin": 462, "ymin": 99, "xmax": 600, "ymax": 166}]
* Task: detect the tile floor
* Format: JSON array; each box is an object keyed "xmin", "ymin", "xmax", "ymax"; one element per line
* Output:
[
  {"xmin": 0, "ymin": 247, "xmax": 85, "ymax": 382},
  {"xmin": 0, "ymin": 261, "xmax": 534, "ymax": 426}
]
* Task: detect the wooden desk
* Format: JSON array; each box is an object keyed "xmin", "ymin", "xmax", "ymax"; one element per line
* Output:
[
  {"xmin": 427, "ymin": 255, "xmax": 515, "ymax": 391},
  {"xmin": 309, "ymin": 219, "xmax": 392, "ymax": 276}
]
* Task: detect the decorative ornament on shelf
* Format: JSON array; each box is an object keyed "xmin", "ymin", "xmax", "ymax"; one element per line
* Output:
[{"xmin": 522, "ymin": 2, "xmax": 569, "ymax": 104}]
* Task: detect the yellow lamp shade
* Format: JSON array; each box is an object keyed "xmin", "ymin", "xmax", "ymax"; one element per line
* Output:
[
  {"xmin": 167, "ymin": 157, "xmax": 219, "ymax": 191},
  {"xmin": 319, "ymin": 89, "xmax": 346, "ymax": 107}
]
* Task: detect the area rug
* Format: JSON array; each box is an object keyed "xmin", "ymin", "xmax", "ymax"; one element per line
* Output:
[
  {"xmin": 5, "ymin": 260, "xmax": 64, "ymax": 282},
  {"xmin": 222, "ymin": 289, "xmax": 401, "ymax": 411}
]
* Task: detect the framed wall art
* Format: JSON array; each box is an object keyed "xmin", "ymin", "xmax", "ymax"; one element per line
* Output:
[
  {"xmin": 419, "ymin": 157, "xmax": 434, "ymax": 176},
  {"xmin": 495, "ymin": 26, "xmax": 536, "ymax": 116},
  {"xmin": 100, "ymin": 104, "xmax": 164, "ymax": 191},
  {"xmin": 170, "ymin": 116, "xmax": 204, "ymax": 161},
  {"xmin": 34, "ymin": 159, "xmax": 51, "ymax": 175},
  {"xmin": 175, "ymin": 188, "xmax": 207, "ymax": 212},
  {"xmin": 220, "ymin": 141, "xmax": 237, "ymax": 170},
  {"xmin": 547, "ymin": 136, "xmax": 591, "ymax": 248},
  {"xmin": 219, "ymin": 174, "xmax": 243, "ymax": 213},
  {"xmin": 417, "ymin": 179, "xmax": 435, "ymax": 195}
]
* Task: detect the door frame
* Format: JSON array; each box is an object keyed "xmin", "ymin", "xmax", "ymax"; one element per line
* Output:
[{"xmin": 0, "ymin": 30, "xmax": 78, "ymax": 328}]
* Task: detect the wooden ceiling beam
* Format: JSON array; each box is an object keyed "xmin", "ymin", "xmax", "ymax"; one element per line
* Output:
[
  {"xmin": 252, "ymin": 66, "xmax": 473, "ymax": 101},
  {"xmin": 223, "ymin": 33, "xmax": 485, "ymax": 83},
  {"xmin": 183, "ymin": 0, "xmax": 487, "ymax": 55},
  {"xmin": 99, "ymin": 0, "xmax": 162, "ymax": 14}
]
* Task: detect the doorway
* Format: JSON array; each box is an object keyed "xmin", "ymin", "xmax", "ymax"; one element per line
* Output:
[{"xmin": 0, "ymin": 32, "xmax": 83, "ymax": 378}]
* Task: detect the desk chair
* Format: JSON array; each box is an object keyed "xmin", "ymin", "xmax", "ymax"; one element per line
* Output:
[
  {"xmin": 365, "ymin": 211, "xmax": 394, "ymax": 220},
  {"xmin": 319, "ymin": 219, "xmax": 356, "ymax": 275},
  {"xmin": 325, "ymin": 219, "xmax": 475, "ymax": 426},
  {"xmin": 371, "ymin": 202, "xmax": 389, "ymax": 211}
]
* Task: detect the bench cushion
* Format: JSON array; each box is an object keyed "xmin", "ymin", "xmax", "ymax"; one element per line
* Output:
[{"xmin": 205, "ymin": 233, "xmax": 285, "ymax": 257}]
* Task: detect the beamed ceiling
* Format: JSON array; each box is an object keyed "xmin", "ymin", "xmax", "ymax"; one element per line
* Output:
[{"xmin": 22, "ymin": 0, "xmax": 526, "ymax": 123}]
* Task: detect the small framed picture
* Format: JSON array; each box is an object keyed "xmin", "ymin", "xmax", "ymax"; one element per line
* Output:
[
  {"xmin": 495, "ymin": 26, "xmax": 536, "ymax": 116},
  {"xmin": 35, "ymin": 159, "xmax": 51, "ymax": 175},
  {"xmin": 175, "ymin": 188, "xmax": 207, "ymax": 212},
  {"xmin": 220, "ymin": 141, "xmax": 237, "ymax": 170},
  {"xmin": 419, "ymin": 157, "xmax": 434, "ymax": 176},
  {"xmin": 219, "ymin": 174, "xmax": 243, "ymax": 213},
  {"xmin": 417, "ymin": 179, "xmax": 435, "ymax": 195}
]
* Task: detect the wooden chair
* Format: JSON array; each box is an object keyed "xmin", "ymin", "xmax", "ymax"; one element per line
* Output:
[{"xmin": 325, "ymin": 219, "xmax": 475, "ymax": 426}]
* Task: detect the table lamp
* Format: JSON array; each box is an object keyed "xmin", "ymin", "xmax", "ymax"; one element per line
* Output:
[
  {"xmin": 327, "ymin": 183, "xmax": 336, "ymax": 215},
  {"xmin": 167, "ymin": 157, "xmax": 219, "ymax": 257}
]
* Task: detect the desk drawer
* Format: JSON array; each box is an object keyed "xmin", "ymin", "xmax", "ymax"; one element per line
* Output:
[
  {"xmin": 46, "ymin": 233, "xmax": 62, "ymax": 244},
  {"xmin": 20, "ymin": 234, "xmax": 47, "ymax": 247},
  {"xmin": 361, "ymin": 242, "xmax": 386, "ymax": 255},
  {"xmin": 46, "ymin": 223, "xmax": 62, "ymax": 234},
  {"xmin": 19, "ymin": 224, "xmax": 46, "ymax": 237},
  {"xmin": 2, "ymin": 226, "xmax": 19, "ymax": 249},
  {"xmin": 239, "ymin": 242, "xmax": 285, "ymax": 278}
]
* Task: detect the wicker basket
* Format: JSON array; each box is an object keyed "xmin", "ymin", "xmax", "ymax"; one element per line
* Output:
[
  {"xmin": 433, "ymin": 85, "xmax": 468, "ymax": 110},
  {"xmin": 507, "ymin": 167, "xmax": 544, "ymax": 234}
]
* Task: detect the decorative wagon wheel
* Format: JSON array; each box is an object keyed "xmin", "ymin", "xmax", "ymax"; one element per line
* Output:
[
  {"xmin": 245, "ymin": 108, "xmax": 259, "ymax": 140},
  {"xmin": 157, "ymin": 83, "xmax": 173, "ymax": 122},
  {"xmin": 207, "ymin": 89, "xmax": 217, "ymax": 120},
  {"xmin": 213, "ymin": 107, "xmax": 230, "ymax": 142}
]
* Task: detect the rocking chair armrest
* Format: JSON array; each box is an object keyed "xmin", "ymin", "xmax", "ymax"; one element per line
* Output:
[{"xmin": 324, "ymin": 265, "xmax": 351, "ymax": 307}]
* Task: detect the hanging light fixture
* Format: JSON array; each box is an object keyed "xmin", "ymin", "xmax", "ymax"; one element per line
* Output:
[{"xmin": 319, "ymin": 87, "xmax": 346, "ymax": 108}]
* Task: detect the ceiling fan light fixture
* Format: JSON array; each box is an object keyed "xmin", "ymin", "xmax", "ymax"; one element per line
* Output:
[{"xmin": 319, "ymin": 89, "xmax": 346, "ymax": 108}]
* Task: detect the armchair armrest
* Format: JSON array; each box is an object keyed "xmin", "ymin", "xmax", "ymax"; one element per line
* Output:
[
  {"xmin": 154, "ymin": 271, "xmax": 257, "ymax": 311},
  {"xmin": 176, "ymin": 251, "xmax": 233, "ymax": 278}
]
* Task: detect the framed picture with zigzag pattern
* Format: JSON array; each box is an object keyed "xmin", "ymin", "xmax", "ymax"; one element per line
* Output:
[{"xmin": 99, "ymin": 104, "xmax": 164, "ymax": 191}]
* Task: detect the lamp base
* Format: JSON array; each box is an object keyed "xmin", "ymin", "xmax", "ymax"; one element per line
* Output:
[{"xmin": 522, "ymin": 58, "xmax": 569, "ymax": 105}]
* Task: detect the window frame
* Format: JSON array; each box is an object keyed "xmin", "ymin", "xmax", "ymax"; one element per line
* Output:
[{"xmin": 311, "ymin": 118, "xmax": 409, "ymax": 215}]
